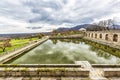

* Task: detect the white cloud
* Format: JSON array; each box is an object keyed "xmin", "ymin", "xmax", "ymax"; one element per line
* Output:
[{"xmin": 0, "ymin": 0, "xmax": 120, "ymax": 33}]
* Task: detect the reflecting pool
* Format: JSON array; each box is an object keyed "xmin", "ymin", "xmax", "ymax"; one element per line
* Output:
[{"xmin": 7, "ymin": 39, "xmax": 120, "ymax": 64}]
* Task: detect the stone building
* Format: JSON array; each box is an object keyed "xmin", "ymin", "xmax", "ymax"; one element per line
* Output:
[
  {"xmin": 79, "ymin": 28, "xmax": 86, "ymax": 32},
  {"xmin": 85, "ymin": 30, "xmax": 120, "ymax": 45}
]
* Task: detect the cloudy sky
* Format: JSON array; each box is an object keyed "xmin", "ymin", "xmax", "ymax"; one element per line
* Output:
[{"xmin": 0, "ymin": 0, "xmax": 120, "ymax": 33}]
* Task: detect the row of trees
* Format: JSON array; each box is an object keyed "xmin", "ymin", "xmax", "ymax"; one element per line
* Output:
[
  {"xmin": 86, "ymin": 25, "xmax": 120, "ymax": 31},
  {"xmin": 96, "ymin": 19, "xmax": 113, "ymax": 27},
  {"xmin": 86, "ymin": 25, "xmax": 110, "ymax": 31},
  {"xmin": 92, "ymin": 19, "xmax": 120, "ymax": 30}
]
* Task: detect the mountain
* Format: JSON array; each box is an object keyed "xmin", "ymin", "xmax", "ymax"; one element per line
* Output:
[
  {"xmin": 108, "ymin": 25, "xmax": 120, "ymax": 29},
  {"xmin": 55, "ymin": 19, "xmax": 120, "ymax": 32},
  {"xmin": 70, "ymin": 24, "xmax": 90, "ymax": 30},
  {"xmin": 56, "ymin": 27, "xmax": 70, "ymax": 32},
  {"xmin": 56, "ymin": 24, "xmax": 91, "ymax": 32},
  {"xmin": 56, "ymin": 24, "xmax": 106, "ymax": 32}
]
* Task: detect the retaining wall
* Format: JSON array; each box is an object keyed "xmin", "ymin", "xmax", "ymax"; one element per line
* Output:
[
  {"xmin": 0, "ymin": 70, "xmax": 89, "ymax": 77},
  {"xmin": 92, "ymin": 64, "xmax": 120, "ymax": 68},
  {"xmin": 0, "ymin": 64, "xmax": 89, "ymax": 77},
  {"xmin": 83, "ymin": 38, "xmax": 120, "ymax": 57},
  {"xmin": 104, "ymin": 69, "xmax": 120, "ymax": 77}
]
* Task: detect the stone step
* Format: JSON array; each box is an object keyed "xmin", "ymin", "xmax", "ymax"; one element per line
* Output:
[
  {"xmin": 90, "ymin": 77, "xmax": 107, "ymax": 80},
  {"xmin": 0, "ymin": 77, "xmax": 90, "ymax": 80}
]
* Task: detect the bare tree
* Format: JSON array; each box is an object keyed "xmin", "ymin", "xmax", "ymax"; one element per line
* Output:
[{"xmin": 0, "ymin": 39, "xmax": 11, "ymax": 52}]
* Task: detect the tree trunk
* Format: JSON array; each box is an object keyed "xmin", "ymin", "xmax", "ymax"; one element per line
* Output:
[{"xmin": 3, "ymin": 48, "xmax": 6, "ymax": 52}]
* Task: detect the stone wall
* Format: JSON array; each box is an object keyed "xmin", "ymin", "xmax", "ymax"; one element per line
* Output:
[
  {"xmin": 0, "ymin": 64, "xmax": 89, "ymax": 77},
  {"xmin": 0, "ymin": 61, "xmax": 119, "ymax": 79},
  {"xmin": 85, "ymin": 30, "xmax": 120, "ymax": 45},
  {"xmin": 0, "ymin": 70, "xmax": 89, "ymax": 77},
  {"xmin": 104, "ymin": 69, "xmax": 120, "ymax": 77}
]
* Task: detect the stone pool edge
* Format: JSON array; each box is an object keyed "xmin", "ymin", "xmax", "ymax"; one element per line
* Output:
[{"xmin": 0, "ymin": 36, "xmax": 49, "ymax": 64}]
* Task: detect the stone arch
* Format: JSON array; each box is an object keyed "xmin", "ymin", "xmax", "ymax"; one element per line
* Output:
[
  {"xmin": 84, "ymin": 32, "xmax": 87, "ymax": 37},
  {"xmin": 91, "ymin": 33, "xmax": 93, "ymax": 38},
  {"xmin": 85, "ymin": 33, "xmax": 87, "ymax": 37},
  {"xmin": 89, "ymin": 33, "xmax": 90, "ymax": 37},
  {"xmin": 113, "ymin": 34, "xmax": 118, "ymax": 42},
  {"xmin": 99, "ymin": 34, "xmax": 102, "ymax": 39},
  {"xmin": 95, "ymin": 34, "xmax": 97, "ymax": 38},
  {"xmin": 105, "ymin": 34, "xmax": 109, "ymax": 40}
]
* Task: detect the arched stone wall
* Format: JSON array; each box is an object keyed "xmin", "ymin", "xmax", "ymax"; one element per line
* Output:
[{"xmin": 86, "ymin": 30, "xmax": 120, "ymax": 44}]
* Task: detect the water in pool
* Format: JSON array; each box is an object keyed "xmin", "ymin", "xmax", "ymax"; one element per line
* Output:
[{"xmin": 7, "ymin": 39, "xmax": 120, "ymax": 64}]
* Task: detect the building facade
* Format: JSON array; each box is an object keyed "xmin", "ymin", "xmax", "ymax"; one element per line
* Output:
[{"xmin": 85, "ymin": 30, "xmax": 120, "ymax": 45}]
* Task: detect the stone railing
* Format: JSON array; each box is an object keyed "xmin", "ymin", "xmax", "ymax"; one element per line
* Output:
[
  {"xmin": 0, "ymin": 64, "xmax": 81, "ymax": 68},
  {"xmin": 0, "ymin": 69, "xmax": 89, "ymax": 77},
  {"xmin": 0, "ymin": 64, "xmax": 89, "ymax": 77},
  {"xmin": 92, "ymin": 64, "xmax": 120, "ymax": 68},
  {"xmin": 104, "ymin": 69, "xmax": 120, "ymax": 77}
]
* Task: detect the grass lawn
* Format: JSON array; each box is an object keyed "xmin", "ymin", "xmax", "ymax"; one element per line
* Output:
[{"xmin": 0, "ymin": 38, "xmax": 39, "ymax": 54}]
